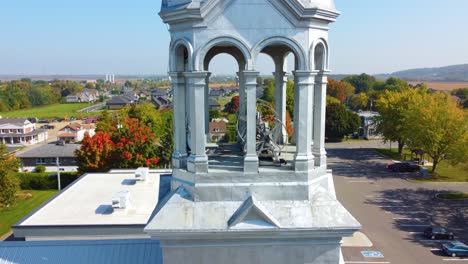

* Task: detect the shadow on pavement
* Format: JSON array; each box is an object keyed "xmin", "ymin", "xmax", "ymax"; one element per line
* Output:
[
  {"xmin": 366, "ymin": 188, "xmax": 468, "ymax": 251},
  {"xmin": 327, "ymin": 148, "xmax": 418, "ymax": 180}
]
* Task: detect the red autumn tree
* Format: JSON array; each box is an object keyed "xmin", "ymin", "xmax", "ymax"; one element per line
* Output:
[
  {"xmin": 327, "ymin": 78, "xmax": 355, "ymax": 103},
  {"xmin": 224, "ymin": 95, "xmax": 239, "ymax": 113},
  {"xmin": 75, "ymin": 132, "xmax": 115, "ymax": 174}
]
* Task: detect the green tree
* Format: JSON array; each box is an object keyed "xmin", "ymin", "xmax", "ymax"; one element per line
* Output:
[
  {"xmin": 343, "ymin": 73, "xmax": 376, "ymax": 94},
  {"xmin": 375, "ymin": 89, "xmax": 421, "ymax": 155},
  {"xmin": 325, "ymin": 102, "xmax": 360, "ymax": 141},
  {"xmin": 0, "ymin": 143, "xmax": 20, "ymax": 207},
  {"xmin": 406, "ymin": 92, "xmax": 467, "ymax": 173},
  {"xmin": 286, "ymin": 80, "xmax": 294, "ymax": 118},
  {"xmin": 349, "ymin": 92, "xmax": 369, "ymax": 110}
]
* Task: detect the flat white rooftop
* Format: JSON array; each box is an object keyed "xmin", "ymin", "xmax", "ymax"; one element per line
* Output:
[{"xmin": 18, "ymin": 170, "xmax": 164, "ymax": 227}]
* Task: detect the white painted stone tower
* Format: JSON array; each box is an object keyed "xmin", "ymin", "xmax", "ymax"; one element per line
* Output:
[{"xmin": 145, "ymin": 1, "xmax": 360, "ymax": 263}]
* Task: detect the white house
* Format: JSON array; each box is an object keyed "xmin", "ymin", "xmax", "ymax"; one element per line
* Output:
[
  {"xmin": 0, "ymin": 118, "xmax": 48, "ymax": 146},
  {"xmin": 57, "ymin": 122, "xmax": 95, "ymax": 143}
]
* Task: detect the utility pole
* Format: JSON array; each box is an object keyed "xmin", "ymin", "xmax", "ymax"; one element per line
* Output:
[{"xmin": 56, "ymin": 156, "xmax": 61, "ymax": 191}]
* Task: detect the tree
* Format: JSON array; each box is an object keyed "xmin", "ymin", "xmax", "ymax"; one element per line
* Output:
[
  {"xmin": 224, "ymin": 95, "xmax": 239, "ymax": 113},
  {"xmin": 0, "ymin": 143, "xmax": 20, "ymax": 207},
  {"xmin": 75, "ymin": 132, "xmax": 115, "ymax": 174},
  {"xmin": 261, "ymin": 78, "xmax": 275, "ymax": 103},
  {"xmin": 405, "ymin": 92, "xmax": 467, "ymax": 173},
  {"xmin": 327, "ymin": 78, "xmax": 355, "ymax": 103},
  {"xmin": 349, "ymin": 92, "xmax": 369, "ymax": 110},
  {"xmin": 209, "ymin": 109, "xmax": 222, "ymax": 119},
  {"xmin": 374, "ymin": 89, "xmax": 421, "ymax": 155},
  {"xmin": 343, "ymin": 74, "xmax": 376, "ymax": 94},
  {"xmin": 325, "ymin": 102, "xmax": 360, "ymax": 141},
  {"xmin": 286, "ymin": 80, "xmax": 294, "ymax": 118}
]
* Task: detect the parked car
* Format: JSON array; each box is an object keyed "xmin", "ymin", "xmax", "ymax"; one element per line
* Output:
[
  {"xmin": 387, "ymin": 162, "xmax": 420, "ymax": 172},
  {"xmin": 424, "ymin": 226, "xmax": 454, "ymax": 240},
  {"xmin": 442, "ymin": 241, "xmax": 468, "ymax": 257}
]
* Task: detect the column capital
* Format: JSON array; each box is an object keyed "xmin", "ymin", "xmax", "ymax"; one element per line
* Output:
[
  {"xmin": 317, "ymin": 70, "xmax": 331, "ymax": 76},
  {"xmin": 183, "ymin": 71, "xmax": 210, "ymax": 79},
  {"xmin": 293, "ymin": 70, "xmax": 319, "ymax": 77},
  {"xmin": 241, "ymin": 71, "xmax": 260, "ymax": 78}
]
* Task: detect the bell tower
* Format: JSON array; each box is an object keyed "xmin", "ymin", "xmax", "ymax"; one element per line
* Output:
[{"xmin": 145, "ymin": 1, "xmax": 360, "ymax": 263}]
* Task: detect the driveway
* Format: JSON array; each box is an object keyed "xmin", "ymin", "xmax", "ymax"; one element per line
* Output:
[{"xmin": 326, "ymin": 142, "xmax": 468, "ymax": 264}]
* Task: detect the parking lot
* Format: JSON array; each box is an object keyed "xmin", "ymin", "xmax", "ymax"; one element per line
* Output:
[{"xmin": 326, "ymin": 143, "xmax": 468, "ymax": 264}]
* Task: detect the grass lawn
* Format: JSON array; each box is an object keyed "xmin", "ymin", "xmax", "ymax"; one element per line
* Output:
[
  {"xmin": 375, "ymin": 148, "xmax": 468, "ymax": 182},
  {"xmin": 0, "ymin": 190, "xmax": 58, "ymax": 238},
  {"xmin": 436, "ymin": 192, "xmax": 468, "ymax": 200},
  {"xmin": 0, "ymin": 103, "xmax": 97, "ymax": 119}
]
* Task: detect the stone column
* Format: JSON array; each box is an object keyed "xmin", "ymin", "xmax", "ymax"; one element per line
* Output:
[
  {"xmin": 205, "ymin": 73, "xmax": 211, "ymax": 143},
  {"xmin": 294, "ymin": 71, "xmax": 315, "ymax": 172},
  {"xmin": 169, "ymin": 72, "xmax": 188, "ymax": 169},
  {"xmin": 313, "ymin": 71, "xmax": 329, "ymax": 167},
  {"xmin": 243, "ymin": 71, "xmax": 259, "ymax": 173},
  {"xmin": 237, "ymin": 72, "xmax": 246, "ymax": 145},
  {"xmin": 184, "ymin": 72, "xmax": 209, "ymax": 174},
  {"xmin": 274, "ymin": 70, "xmax": 288, "ymax": 145}
]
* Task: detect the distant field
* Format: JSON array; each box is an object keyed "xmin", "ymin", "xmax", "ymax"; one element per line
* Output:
[
  {"xmin": 409, "ymin": 81, "xmax": 468, "ymax": 91},
  {"xmin": 0, "ymin": 103, "xmax": 97, "ymax": 119}
]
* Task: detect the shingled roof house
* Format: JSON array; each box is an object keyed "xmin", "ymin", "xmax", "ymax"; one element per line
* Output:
[
  {"xmin": 57, "ymin": 122, "xmax": 96, "ymax": 143},
  {"xmin": 0, "ymin": 118, "xmax": 48, "ymax": 146}
]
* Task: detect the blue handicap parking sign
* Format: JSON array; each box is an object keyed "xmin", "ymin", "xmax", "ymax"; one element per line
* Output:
[{"xmin": 361, "ymin": 251, "xmax": 384, "ymax": 258}]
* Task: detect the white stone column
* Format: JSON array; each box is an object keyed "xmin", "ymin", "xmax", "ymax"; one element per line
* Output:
[
  {"xmin": 205, "ymin": 73, "xmax": 211, "ymax": 143},
  {"xmin": 243, "ymin": 71, "xmax": 259, "ymax": 173},
  {"xmin": 313, "ymin": 71, "xmax": 329, "ymax": 167},
  {"xmin": 184, "ymin": 71, "xmax": 209, "ymax": 174},
  {"xmin": 169, "ymin": 72, "xmax": 187, "ymax": 169},
  {"xmin": 274, "ymin": 70, "xmax": 288, "ymax": 145},
  {"xmin": 294, "ymin": 71, "xmax": 315, "ymax": 172},
  {"xmin": 237, "ymin": 72, "xmax": 246, "ymax": 145}
]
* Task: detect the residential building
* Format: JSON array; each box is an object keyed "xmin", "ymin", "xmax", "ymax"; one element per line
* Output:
[
  {"xmin": 16, "ymin": 143, "xmax": 81, "ymax": 172},
  {"xmin": 0, "ymin": 118, "xmax": 48, "ymax": 146},
  {"xmin": 153, "ymin": 96, "xmax": 170, "ymax": 109},
  {"xmin": 357, "ymin": 111, "xmax": 381, "ymax": 140},
  {"xmin": 66, "ymin": 89, "xmax": 100, "ymax": 103},
  {"xmin": 106, "ymin": 95, "xmax": 135, "ymax": 110},
  {"xmin": 57, "ymin": 122, "xmax": 95, "ymax": 143},
  {"xmin": 209, "ymin": 121, "xmax": 227, "ymax": 142},
  {"xmin": 208, "ymin": 99, "xmax": 221, "ymax": 110}
]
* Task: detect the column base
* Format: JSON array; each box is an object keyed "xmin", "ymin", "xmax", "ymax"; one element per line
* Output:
[
  {"xmin": 295, "ymin": 155, "xmax": 315, "ymax": 172},
  {"xmin": 172, "ymin": 154, "xmax": 187, "ymax": 169},
  {"xmin": 187, "ymin": 154, "xmax": 208, "ymax": 174},
  {"xmin": 313, "ymin": 150, "xmax": 327, "ymax": 167},
  {"xmin": 244, "ymin": 155, "xmax": 259, "ymax": 173}
]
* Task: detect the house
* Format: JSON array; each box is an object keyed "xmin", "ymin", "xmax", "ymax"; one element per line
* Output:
[
  {"xmin": 106, "ymin": 96, "xmax": 134, "ymax": 110},
  {"xmin": 0, "ymin": 118, "xmax": 48, "ymax": 146},
  {"xmin": 209, "ymin": 88, "xmax": 225, "ymax": 100},
  {"xmin": 153, "ymin": 96, "xmax": 170, "ymax": 109},
  {"xmin": 57, "ymin": 122, "xmax": 95, "ymax": 143},
  {"xmin": 16, "ymin": 143, "xmax": 81, "ymax": 172},
  {"xmin": 209, "ymin": 121, "xmax": 227, "ymax": 142},
  {"xmin": 208, "ymin": 99, "xmax": 221, "ymax": 110},
  {"xmin": 356, "ymin": 111, "xmax": 381, "ymax": 140},
  {"xmin": 151, "ymin": 88, "xmax": 168, "ymax": 98},
  {"xmin": 66, "ymin": 89, "xmax": 100, "ymax": 103}
]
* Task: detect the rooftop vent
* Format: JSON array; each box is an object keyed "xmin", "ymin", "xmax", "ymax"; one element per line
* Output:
[
  {"xmin": 111, "ymin": 190, "xmax": 131, "ymax": 210},
  {"xmin": 135, "ymin": 167, "xmax": 150, "ymax": 182}
]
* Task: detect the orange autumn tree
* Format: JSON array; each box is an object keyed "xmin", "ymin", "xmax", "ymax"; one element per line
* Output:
[
  {"xmin": 76, "ymin": 117, "xmax": 161, "ymax": 174},
  {"xmin": 76, "ymin": 132, "xmax": 115, "ymax": 174}
]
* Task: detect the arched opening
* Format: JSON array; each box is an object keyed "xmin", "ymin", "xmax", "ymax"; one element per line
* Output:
[
  {"xmin": 313, "ymin": 42, "xmax": 327, "ymax": 71},
  {"xmin": 252, "ymin": 44, "xmax": 299, "ymax": 169},
  {"xmin": 199, "ymin": 44, "xmax": 250, "ymax": 172},
  {"xmin": 174, "ymin": 44, "xmax": 189, "ymax": 72}
]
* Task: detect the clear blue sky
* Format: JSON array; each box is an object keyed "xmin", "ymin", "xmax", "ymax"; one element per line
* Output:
[{"xmin": 1, "ymin": 0, "xmax": 467, "ymax": 75}]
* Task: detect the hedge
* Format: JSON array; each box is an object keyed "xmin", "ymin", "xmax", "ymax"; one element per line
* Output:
[{"xmin": 14, "ymin": 172, "xmax": 78, "ymax": 190}]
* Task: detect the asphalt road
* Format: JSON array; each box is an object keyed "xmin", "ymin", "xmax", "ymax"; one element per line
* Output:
[{"xmin": 326, "ymin": 143, "xmax": 468, "ymax": 264}]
